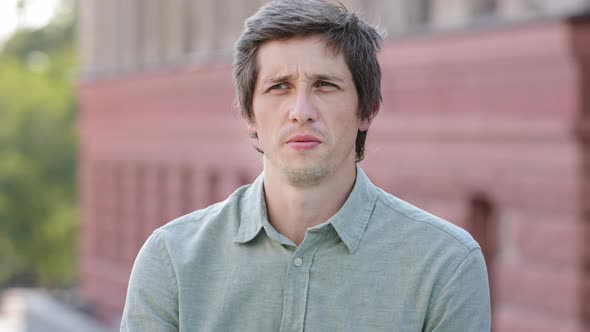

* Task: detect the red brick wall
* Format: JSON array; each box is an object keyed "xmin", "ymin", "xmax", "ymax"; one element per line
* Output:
[
  {"xmin": 79, "ymin": 19, "xmax": 590, "ymax": 330},
  {"xmin": 360, "ymin": 20, "xmax": 586, "ymax": 331}
]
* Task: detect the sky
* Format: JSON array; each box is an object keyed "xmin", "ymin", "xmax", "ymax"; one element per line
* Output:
[{"xmin": 0, "ymin": 0, "xmax": 61, "ymax": 45}]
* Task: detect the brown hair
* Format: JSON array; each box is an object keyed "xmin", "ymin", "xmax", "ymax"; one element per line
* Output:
[{"xmin": 233, "ymin": 0, "xmax": 382, "ymax": 161}]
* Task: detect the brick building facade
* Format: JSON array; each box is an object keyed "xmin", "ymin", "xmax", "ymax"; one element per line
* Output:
[{"xmin": 78, "ymin": 0, "xmax": 590, "ymax": 330}]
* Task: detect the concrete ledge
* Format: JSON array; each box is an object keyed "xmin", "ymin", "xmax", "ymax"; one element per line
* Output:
[{"xmin": 0, "ymin": 289, "xmax": 115, "ymax": 332}]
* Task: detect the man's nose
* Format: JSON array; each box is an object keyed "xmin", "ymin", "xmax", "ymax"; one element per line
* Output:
[{"xmin": 288, "ymin": 90, "xmax": 318, "ymax": 123}]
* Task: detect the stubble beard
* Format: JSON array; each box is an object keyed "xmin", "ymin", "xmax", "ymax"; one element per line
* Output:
[
  {"xmin": 275, "ymin": 127, "xmax": 332, "ymax": 187},
  {"xmin": 283, "ymin": 163, "xmax": 330, "ymax": 187}
]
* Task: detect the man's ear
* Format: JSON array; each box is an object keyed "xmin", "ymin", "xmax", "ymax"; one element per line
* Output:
[
  {"xmin": 245, "ymin": 119, "xmax": 264, "ymax": 154},
  {"xmin": 359, "ymin": 105, "xmax": 379, "ymax": 132},
  {"xmin": 359, "ymin": 117, "xmax": 371, "ymax": 132},
  {"xmin": 241, "ymin": 110, "xmax": 257, "ymax": 138},
  {"xmin": 246, "ymin": 121, "xmax": 258, "ymax": 140}
]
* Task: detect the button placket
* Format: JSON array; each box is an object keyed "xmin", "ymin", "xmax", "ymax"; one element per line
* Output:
[{"xmin": 279, "ymin": 230, "xmax": 328, "ymax": 332}]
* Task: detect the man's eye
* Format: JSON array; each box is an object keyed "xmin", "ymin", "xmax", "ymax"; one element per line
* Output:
[
  {"xmin": 269, "ymin": 83, "xmax": 288, "ymax": 90},
  {"xmin": 316, "ymin": 81, "xmax": 337, "ymax": 88}
]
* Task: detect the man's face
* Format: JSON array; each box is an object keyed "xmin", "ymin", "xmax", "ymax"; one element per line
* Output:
[{"xmin": 249, "ymin": 36, "xmax": 370, "ymax": 186}]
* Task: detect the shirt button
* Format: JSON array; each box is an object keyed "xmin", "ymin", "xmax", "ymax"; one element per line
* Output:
[{"xmin": 294, "ymin": 257, "xmax": 303, "ymax": 267}]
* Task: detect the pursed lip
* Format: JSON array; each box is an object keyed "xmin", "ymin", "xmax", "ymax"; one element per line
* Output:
[
  {"xmin": 286, "ymin": 135, "xmax": 322, "ymax": 150},
  {"xmin": 286, "ymin": 135, "xmax": 322, "ymax": 143}
]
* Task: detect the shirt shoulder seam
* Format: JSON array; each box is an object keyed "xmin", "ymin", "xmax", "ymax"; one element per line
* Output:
[
  {"xmin": 375, "ymin": 194, "xmax": 476, "ymax": 251},
  {"xmin": 427, "ymin": 247, "xmax": 484, "ymax": 319},
  {"xmin": 151, "ymin": 230, "xmax": 179, "ymax": 295},
  {"xmin": 158, "ymin": 191, "xmax": 245, "ymax": 231}
]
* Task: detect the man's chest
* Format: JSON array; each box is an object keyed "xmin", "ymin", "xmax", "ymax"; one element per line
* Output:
[{"xmin": 175, "ymin": 244, "xmax": 429, "ymax": 331}]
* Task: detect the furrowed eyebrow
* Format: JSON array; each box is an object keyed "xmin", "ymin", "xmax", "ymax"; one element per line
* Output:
[
  {"xmin": 263, "ymin": 75, "xmax": 293, "ymax": 85},
  {"xmin": 261, "ymin": 73, "xmax": 345, "ymax": 86},
  {"xmin": 307, "ymin": 73, "xmax": 344, "ymax": 84}
]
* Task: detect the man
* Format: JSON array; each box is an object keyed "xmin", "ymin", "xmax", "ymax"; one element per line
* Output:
[{"xmin": 121, "ymin": 0, "xmax": 491, "ymax": 331}]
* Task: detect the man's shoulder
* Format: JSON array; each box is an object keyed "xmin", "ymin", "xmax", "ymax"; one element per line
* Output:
[
  {"xmin": 371, "ymin": 186, "xmax": 479, "ymax": 252},
  {"xmin": 154, "ymin": 183, "xmax": 252, "ymax": 241}
]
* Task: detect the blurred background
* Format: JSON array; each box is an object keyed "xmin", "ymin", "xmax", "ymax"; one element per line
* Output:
[{"xmin": 0, "ymin": 0, "xmax": 589, "ymax": 331}]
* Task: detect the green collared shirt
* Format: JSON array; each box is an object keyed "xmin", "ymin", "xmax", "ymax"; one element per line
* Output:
[{"xmin": 121, "ymin": 167, "xmax": 490, "ymax": 331}]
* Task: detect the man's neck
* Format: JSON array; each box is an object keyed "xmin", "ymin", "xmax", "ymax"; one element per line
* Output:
[{"xmin": 262, "ymin": 163, "xmax": 357, "ymax": 246}]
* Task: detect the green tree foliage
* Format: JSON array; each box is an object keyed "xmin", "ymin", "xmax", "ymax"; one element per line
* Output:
[{"xmin": 0, "ymin": 0, "xmax": 77, "ymax": 287}]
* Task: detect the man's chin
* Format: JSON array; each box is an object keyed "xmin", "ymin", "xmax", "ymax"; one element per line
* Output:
[{"xmin": 282, "ymin": 165, "xmax": 329, "ymax": 187}]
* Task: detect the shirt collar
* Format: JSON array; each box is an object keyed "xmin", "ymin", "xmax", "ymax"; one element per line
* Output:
[
  {"xmin": 233, "ymin": 172, "xmax": 266, "ymax": 244},
  {"xmin": 234, "ymin": 165, "xmax": 378, "ymax": 254},
  {"xmin": 318, "ymin": 165, "xmax": 377, "ymax": 253}
]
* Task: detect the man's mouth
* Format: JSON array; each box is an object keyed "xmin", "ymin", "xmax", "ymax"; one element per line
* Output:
[{"xmin": 286, "ymin": 135, "xmax": 321, "ymax": 150}]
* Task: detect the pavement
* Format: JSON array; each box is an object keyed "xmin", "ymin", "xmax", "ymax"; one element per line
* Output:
[{"xmin": 0, "ymin": 289, "xmax": 115, "ymax": 332}]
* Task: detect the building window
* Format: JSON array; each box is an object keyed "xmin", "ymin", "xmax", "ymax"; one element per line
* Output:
[{"xmin": 465, "ymin": 191, "xmax": 497, "ymax": 330}]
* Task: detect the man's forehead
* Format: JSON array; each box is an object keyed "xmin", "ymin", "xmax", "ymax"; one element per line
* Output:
[
  {"xmin": 258, "ymin": 35, "xmax": 341, "ymax": 59},
  {"xmin": 256, "ymin": 36, "xmax": 350, "ymax": 80}
]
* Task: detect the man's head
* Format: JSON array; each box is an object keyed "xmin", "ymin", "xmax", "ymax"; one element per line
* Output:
[{"xmin": 233, "ymin": 0, "xmax": 382, "ymax": 163}]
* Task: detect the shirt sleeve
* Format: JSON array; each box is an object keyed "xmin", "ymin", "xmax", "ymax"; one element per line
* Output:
[
  {"xmin": 120, "ymin": 230, "xmax": 179, "ymax": 332},
  {"xmin": 423, "ymin": 247, "xmax": 491, "ymax": 332}
]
